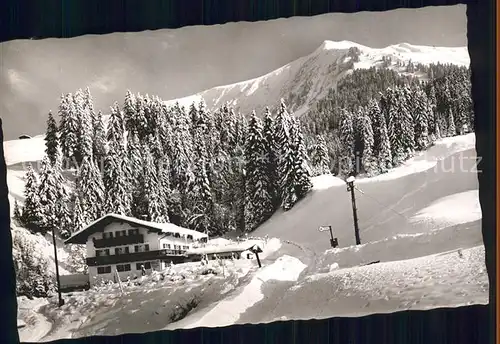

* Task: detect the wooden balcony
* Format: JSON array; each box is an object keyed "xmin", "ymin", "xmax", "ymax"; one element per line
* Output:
[
  {"xmin": 86, "ymin": 249, "xmax": 188, "ymax": 266},
  {"xmin": 93, "ymin": 234, "xmax": 144, "ymax": 248}
]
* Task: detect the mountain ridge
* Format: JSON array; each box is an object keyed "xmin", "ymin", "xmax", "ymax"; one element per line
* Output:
[{"xmin": 164, "ymin": 40, "xmax": 469, "ymax": 118}]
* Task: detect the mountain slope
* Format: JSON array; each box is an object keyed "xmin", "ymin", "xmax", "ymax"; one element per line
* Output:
[{"xmin": 165, "ymin": 41, "xmax": 469, "ymax": 117}]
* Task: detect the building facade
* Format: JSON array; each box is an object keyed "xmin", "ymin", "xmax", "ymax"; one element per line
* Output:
[{"xmin": 65, "ymin": 214, "xmax": 208, "ymax": 286}]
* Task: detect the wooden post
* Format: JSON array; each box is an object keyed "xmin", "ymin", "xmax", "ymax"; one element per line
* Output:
[
  {"xmin": 255, "ymin": 252, "xmax": 262, "ymax": 268},
  {"xmin": 114, "ymin": 266, "xmax": 124, "ymax": 295},
  {"xmin": 346, "ymin": 176, "xmax": 361, "ymax": 245},
  {"xmin": 51, "ymin": 229, "xmax": 64, "ymax": 307}
]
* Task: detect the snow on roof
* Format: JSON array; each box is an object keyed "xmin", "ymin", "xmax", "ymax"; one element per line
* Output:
[
  {"xmin": 65, "ymin": 213, "xmax": 208, "ymax": 244},
  {"xmin": 186, "ymin": 240, "xmax": 263, "ymax": 255}
]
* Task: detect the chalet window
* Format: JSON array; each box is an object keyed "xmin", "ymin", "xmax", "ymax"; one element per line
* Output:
[
  {"xmin": 144, "ymin": 244, "xmax": 150, "ymax": 252},
  {"xmin": 115, "ymin": 231, "xmax": 122, "ymax": 237},
  {"xmin": 115, "ymin": 247, "xmax": 130, "ymax": 255},
  {"xmin": 128, "ymin": 229, "xmax": 139, "ymax": 236},
  {"xmin": 96, "ymin": 249, "xmax": 111, "ymax": 257},
  {"xmin": 116, "ymin": 264, "xmax": 131, "ymax": 272},
  {"xmin": 163, "ymin": 244, "xmax": 171, "ymax": 249},
  {"xmin": 134, "ymin": 245, "xmax": 140, "ymax": 253},
  {"xmin": 121, "ymin": 230, "xmax": 127, "ymax": 236},
  {"xmin": 183, "ymin": 246, "xmax": 189, "ymax": 250},
  {"xmin": 103, "ymin": 232, "xmax": 113, "ymax": 239},
  {"xmin": 136, "ymin": 262, "xmax": 152, "ymax": 270},
  {"xmin": 97, "ymin": 266, "xmax": 111, "ymax": 274},
  {"xmin": 174, "ymin": 245, "xmax": 180, "ymax": 250}
]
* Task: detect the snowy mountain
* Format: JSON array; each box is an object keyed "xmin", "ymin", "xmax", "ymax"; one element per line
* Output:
[
  {"xmin": 165, "ymin": 41, "xmax": 469, "ymax": 117},
  {"xmin": 1, "ymin": 5, "xmax": 467, "ymax": 140}
]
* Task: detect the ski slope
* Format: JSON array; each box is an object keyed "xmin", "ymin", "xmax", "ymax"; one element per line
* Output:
[{"xmin": 253, "ymin": 133, "xmax": 480, "ymax": 252}]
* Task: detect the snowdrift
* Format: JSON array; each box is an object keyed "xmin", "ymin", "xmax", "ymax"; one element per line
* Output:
[{"xmin": 264, "ymin": 245, "xmax": 487, "ymax": 322}]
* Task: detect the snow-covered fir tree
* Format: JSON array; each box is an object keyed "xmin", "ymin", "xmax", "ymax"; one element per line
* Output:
[
  {"xmin": 187, "ymin": 136, "xmax": 214, "ymax": 232},
  {"xmin": 74, "ymin": 157, "xmax": 105, "ymax": 224},
  {"xmin": 274, "ymin": 99, "xmax": 294, "ymax": 202},
  {"xmin": 107, "ymin": 103, "xmax": 125, "ymax": 149},
  {"xmin": 359, "ymin": 112, "xmax": 376, "ymax": 176},
  {"xmin": 311, "ymin": 135, "xmax": 330, "ymax": 176},
  {"xmin": 58, "ymin": 93, "xmax": 79, "ymax": 167},
  {"xmin": 275, "ymin": 106, "xmax": 313, "ymax": 211},
  {"xmin": 244, "ymin": 111, "xmax": 273, "ymax": 230},
  {"xmin": 133, "ymin": 145, "xmax": 167, "ymax": 223},
  {"xmin": 289, "ymin": 117, "xmax": 313, "ymax": 199},
  {"xmin": 74, "ymin": 89, "xmax": 93, "ymax": 164},
  {"xmin": 103, "ymin": 143, "xmax": 130, "ymax": 216},
  {"xmin": 367, "ymin": 99, "xmax": 382, "ymax": 155},
  {"xmin": 45, "ymin": 111, "xmax": 59, "ymax": 166},
  {"xmin": 447, "ymin": 108, "xmax": 456, "ymax": 137},
  {"xmin": 134, "ymin": 94, "xmax": 149, "ymax": 140},
  {"xmin": 262, "ymin": 107, "xmax": 280, "ymax": 210},
  {"xmin": 38, "ymin": 153, "xmax": 72, "ymax": 237},
  {"xmin": 13, "ymin": 200, "xmax": 22, "ymax": 225},
  {"xmin": 53, "ymin": 151, "xmax": 72, "ymax": 238},
  {"xmin": 149, "ymin": 128, "xmax": 164, "ymax": 162},
  {"xmin": 38, "ymin": 156, "xmax": 60, "ymax": 232},
  {"xmin": 157, "ymin": 155, "xmax": 172, "ymax": 222},
  {"xmin": 157, "ymin": 104, "xmax": 175, "ymax": 159},
  {"xmin": 83, "ymin": 87, "xmax": 95, "ymax": 115},
  {"xmin": 434, "ymin": 114, "xmax": 442, "ymax": 140},
  {"xmin": 22, "ymin": 164, "xmax": 43, "ymax": 232},
  {"xmin": 123, "ymin": 90, "xmax": 137, "ymax": 133},
  {"xmin": 401, "ymin": 85, "xmax": 416, "ymax": 154},
  {"xmin": 72, "ymin": 196, "xmax": 86, "ymax": 233},
  {"xmin": 376, "ymin": 109, "xmax": 393, "ymax": 173},
  {"xmin": 339, "ymin": 108, "xmax": 355, "ymax": 176},
  {"xmin": 387, "ymin": 87, "xmax": 414, "ymax": 165},
  {"xmin": 413, "ymin": 88, "xmax": 431, "ymax": 150},
  {"xmin": 92, "ymin": 111, "xmax": 106, "ymax": 168}
]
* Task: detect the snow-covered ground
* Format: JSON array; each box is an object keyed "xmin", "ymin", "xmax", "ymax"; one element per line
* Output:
[
  {"xmin": 10, "ymin": 131, "xmax": 485, "ymax": 340},
  {"xmin": 3, "ymin": 135, "xmax": 46, "ymax": 167},
  {"xmin": 24, "ymin": 239, "xmax": 281, "ymax": 341},
  {"xmin": 266, "ymin": 245, "xmax": 487, "ymax": 322},
  {"xmin": 411, "ymin": 190, "xmax": 482, "ymax": 229},
  {"xmin": 357, "ymin": 133, "xmax": 476, "ymax": 183},
  {"xmin": 166, "ymin": 255, "xmax": 307, "ymax": 330}
]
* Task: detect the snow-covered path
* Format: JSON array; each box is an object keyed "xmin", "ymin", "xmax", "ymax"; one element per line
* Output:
[
  {"xmin": 167, "ymin": 255, "xmax": 307, "ymax": 330},
  {"xmin": 17, "ymin": 298, "xmax": 52, "ymax": 343}
]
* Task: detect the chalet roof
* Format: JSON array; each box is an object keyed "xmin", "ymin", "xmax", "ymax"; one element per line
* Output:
[
  {"xmin": 64, "ymin": 213, "xmax": 208, "ymax": 245},
  {"xmin": 185, "ymin": 240, "xmax": 263, "ymax": 255}
]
